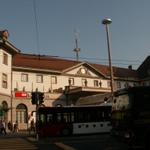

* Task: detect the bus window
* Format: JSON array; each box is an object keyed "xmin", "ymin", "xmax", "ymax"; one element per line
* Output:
[
  {"xmin": 38, "ymin": 114, "xmax": 45, "ymax": 129},
  {"xmin": 133, "ymin": 92, "xmax": 150, "ymax": 110},
  {"xmin": 55, "ymin": 112, "xmax": 74, "ymax": 123},
  {"xmin": 70, "ymin": 112, "xmax": 74, "ymax": 122},
  {"xmin": 103, "ymin": 111, "xmax": 111, "ymax": 121},
  {"xmin": 97, "ymin": 111, "xmax": 103, "ymax": 121},
  {"xmin": 57, "ymin": 113, "xmax": 62, "ymax": 122},
  {"xmin": 39, "ymin": 114, "xmax": 45, "ymax": 123},
  {"xmin": 47, "ymin": 114, "xmax": 53, "ymax": 123}
]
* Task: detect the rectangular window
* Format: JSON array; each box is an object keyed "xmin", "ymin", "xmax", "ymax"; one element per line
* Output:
[
  {"xmin": 68, "ymin": 78, "xmax": 74, "ymax": 85},
  {"xmin": 116, "ymin": 81, "xmax": 121, "ymax": 89},
  {"xmin": 36, "ymin": 75, "xmax": 43, "ymax": 83},
  {"xmin": 3, "ymin": 53, "xmax": 8, "ymax": 65},
  {"xmin": 21, "ymin": 73, "xmax": 28, "ymax": 82},
  {"xmin": 2, "ymin": 73, "xmax": 7, "ymax": 88},
  {"xmin": 51, "ymin": 76, "xmax": 57, "ymax": 84},
  {"xmin": 82, "ymin": 79, "xmax": 87, "ymax": 87},
  {"xmin": 94, "ymin": 80, "xmax": 99, "ymax": 87},
  {"xmin": 107, "ymin": 81, "xmax": 111, "ymax": 88}
]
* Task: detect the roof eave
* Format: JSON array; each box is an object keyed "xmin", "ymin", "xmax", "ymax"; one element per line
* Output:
[
  {"xmin": 12, "ymin": 66, "xmax": 61, "ymax": 74},
  {"xmin": 0, "ymin": 39, "xmax": 20, "ymax": 54}
]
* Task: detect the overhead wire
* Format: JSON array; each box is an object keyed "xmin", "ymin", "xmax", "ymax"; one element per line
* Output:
[
  {"xmin": 31, "ymin": 0, "xmax": 141, "ymax": 68},
  {"xmin": 33, "ymin": 0, "xmax": 40, "ymax": 55}
]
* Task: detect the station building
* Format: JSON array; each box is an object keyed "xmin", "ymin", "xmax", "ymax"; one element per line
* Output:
[{"xmin": 0, "ymin": 30, "xmax": 149, "ymax": 130}]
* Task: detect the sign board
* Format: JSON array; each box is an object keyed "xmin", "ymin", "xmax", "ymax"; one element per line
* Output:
[{"xmin": 15, "ymin": 92, "xmax": 27, "ymax": 98}]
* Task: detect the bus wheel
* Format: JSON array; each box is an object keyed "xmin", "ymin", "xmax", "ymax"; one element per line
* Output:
[{"xmin": 61, "ymin": 128, "xmax": 71, "ymax": 136}]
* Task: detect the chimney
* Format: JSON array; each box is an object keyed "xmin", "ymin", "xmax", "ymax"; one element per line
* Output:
[
  {"xmin": 128, "ymin": 65, "xmax": 132, "ymax": 70},
  {"xmin": 0, "ymin": 30, "xmax": 9, "ymax": 41}
]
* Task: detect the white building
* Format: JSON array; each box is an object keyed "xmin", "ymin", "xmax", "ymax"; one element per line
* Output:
[{"xmin": 0, "ymin": 30, "xmax": 20, "ymax": 126}]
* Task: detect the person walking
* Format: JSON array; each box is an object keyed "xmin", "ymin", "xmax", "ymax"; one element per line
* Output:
[
  {"xmin": 29, "ymin": 119, "xmax": 35, "ymax": 134},
  {"xmin": 13, "ymin": 121, "xmax": 18, "ymax": 133},
  {"xmin": 0, "ymin": 120, "xmax": 7, "ymax": 135},
  {"xmin": 7, "ymin": 121, "xmax": 12, "ymax": 132}
]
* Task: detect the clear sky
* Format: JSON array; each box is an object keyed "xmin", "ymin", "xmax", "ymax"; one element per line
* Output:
[{"xmin": 0, "ymin": 0, "xmax": 150, "ymax": 69}]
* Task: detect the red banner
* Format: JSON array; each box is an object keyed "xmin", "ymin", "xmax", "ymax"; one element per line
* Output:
[{"xmin": 15, "ymin": 92, "xmax": 27, "ymax": 97}]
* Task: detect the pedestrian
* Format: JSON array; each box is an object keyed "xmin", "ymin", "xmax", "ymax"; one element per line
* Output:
[
  {"xmin": 0, "ymin": 120, "xmax": 7, "ymax": 135},
  {"xmin": 30, "ymin": 119, "xmax": 35, "ymax": 133},
  {"xmin": 0, "ymin": 120, "xmax": 3, "ymax": 134},
  {"xmin": 8, "ymin": 121, "xmax": 12, "ymax": 132},
  {"xmin": 13, "ymin": 121, "xmax": 18, "ymax": 133}
]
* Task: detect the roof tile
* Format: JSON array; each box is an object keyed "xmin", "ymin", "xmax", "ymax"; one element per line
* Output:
[{"xmin": 12, "ymin": 53, "xmax": 138, "ymax": 78}]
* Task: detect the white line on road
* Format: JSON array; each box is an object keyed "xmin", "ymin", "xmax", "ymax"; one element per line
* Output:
[{"xmin": 55, "ymin": 142, "xmax": 77, "ymax": 150}]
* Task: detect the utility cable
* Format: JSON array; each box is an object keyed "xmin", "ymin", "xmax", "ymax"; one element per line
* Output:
[{"xmin": 33, "ymin": 0, "xmax": 40, "ymax": 55}]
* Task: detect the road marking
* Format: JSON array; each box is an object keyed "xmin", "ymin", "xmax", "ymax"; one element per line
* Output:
[{"xmin": 55, "ymin": 142, "xmax": 77, "ymax": 150}]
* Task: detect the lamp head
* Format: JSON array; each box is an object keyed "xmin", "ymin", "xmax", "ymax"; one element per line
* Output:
[{"xmin": 102, "ymin": 18, "xmax": 112, "ymax": 25}]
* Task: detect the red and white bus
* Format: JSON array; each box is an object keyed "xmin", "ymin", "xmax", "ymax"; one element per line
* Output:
[{"xmin": 37, "ymin": 105, "xmax": 112, "ymax": 137}]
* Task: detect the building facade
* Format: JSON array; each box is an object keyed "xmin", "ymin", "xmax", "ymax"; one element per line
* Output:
[
  {"xmin": 0, "ymin": 31, "xmax": 150, "ymax": 130},
  {"xmin": 0, "ymin": 30, "xmax": 20, "ymax": 127}
]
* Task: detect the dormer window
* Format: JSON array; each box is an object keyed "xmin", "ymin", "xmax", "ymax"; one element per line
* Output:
[
  {"xmin": 94, "ymin": 80, "xmax": 99, "ymax": 87},
  {"xmin": 21, "ymin": 73, "xmax": 28, "ymax": 82},
  {"xmin": 36, "ymin": 74, "xmax": 43, "ymax": 83},
  {"xmin": 68, "ymin": 78, "xmax": 74, "ymax": 86},
  {"xmin": 51, "ymin": 76, "xmax": 57, "ymax": 84},
  {"xmin": 82, "ymin": 79, "xmax": 88, "ymax": 87}
]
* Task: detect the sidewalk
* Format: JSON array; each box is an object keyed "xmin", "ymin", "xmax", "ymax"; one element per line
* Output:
[{"xmin": 0, "ymin": 130, "xmax": 36, "ymax": 138}]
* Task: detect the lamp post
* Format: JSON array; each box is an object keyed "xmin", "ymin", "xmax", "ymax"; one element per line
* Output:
[
  {"xmin": 65, "ymin": 86, "xmax": 70, "ymax": 106},
  {"xmin": 102, "ymin": 18, "xmax": 114, "ymax": 99}
]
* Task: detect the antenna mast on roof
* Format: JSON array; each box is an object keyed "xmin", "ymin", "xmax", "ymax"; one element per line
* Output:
[{"xmin": 73, "ymin": 29, "xmax": 80, "ymax": 61}]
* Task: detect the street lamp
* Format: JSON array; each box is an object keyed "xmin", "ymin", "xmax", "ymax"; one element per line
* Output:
[
  {"xmin": 102, "ymin": 18, "xmax": 114, "ymax": 100},
  {"xmin": 65, "ymin": 86, "xmax": 70, "ymax": 106}
]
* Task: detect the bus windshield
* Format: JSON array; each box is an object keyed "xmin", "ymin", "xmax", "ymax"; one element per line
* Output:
[{"xmin": 112, "ymin": 93, "xmax": 131, "ymax": 111}]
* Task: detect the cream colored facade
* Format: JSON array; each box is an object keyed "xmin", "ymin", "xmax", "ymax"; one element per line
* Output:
[
  {"xmin": 11, "ymin": 61, "xmax": 140, "ymax": 130},
  {"xmin": 0, "ymin": 48, "xmax": 12, "ymax": 123},
  {"xmin": 0, "ymin": 49, "xmax": 12, "ymax": 95},
  {"xmin": 12, "ymin": 66, "xmax": 109, "ymax": 93}
]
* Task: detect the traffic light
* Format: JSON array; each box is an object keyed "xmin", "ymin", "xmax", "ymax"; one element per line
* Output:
[
  {"xmin": 31, "ymin": 92, "xmax": 37, "ymax": 105},
  {"xmin": 39, "ymin": 92, "xmax": 44, "ymax": 104}
]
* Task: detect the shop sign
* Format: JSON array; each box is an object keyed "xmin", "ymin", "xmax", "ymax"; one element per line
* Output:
[{"xmin": 15, "ymin": 92, "xmax": 27, "ymax": 98}]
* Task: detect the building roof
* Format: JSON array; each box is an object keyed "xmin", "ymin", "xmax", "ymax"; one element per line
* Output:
[
  {"xmin": 137, "ymin": 56, "xmax": 150, "ymax": 78},
  {"xmin": 12, "ymin": 53, "xmax": 80, "ymax": 72},
  {"xmin": 12, "ymin": 53, "xmax": 138, "ymax": 79},
  {"xmin": 0, "ymin": 30, "xmax": 20, "ymax": 54},
  {"xmin": 89, "ymin": 63, "xmax": 138, "ymax": 79}
]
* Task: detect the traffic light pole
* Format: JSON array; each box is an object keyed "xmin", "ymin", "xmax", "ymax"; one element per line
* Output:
[
  {"xmin": 31, "ymin": 90, "xmax": 44, "ymax": 140},
  {"xmin": 36, "ymin": 102, "xmax": 39, "ymax": 140},
  {"xmin": 35, "ymin": 90, "xmax": 39, "ymax": 141}
]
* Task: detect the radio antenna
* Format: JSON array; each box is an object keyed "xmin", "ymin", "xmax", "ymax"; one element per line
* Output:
[{"xmin": 73, "ymin": 29, "xmax": 80, "ymax": 61}]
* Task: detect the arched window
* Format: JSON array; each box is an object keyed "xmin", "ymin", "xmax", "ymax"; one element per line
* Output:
[
  {"xmin": 16, "ymin": 104, "xmax": 27, "ymax": 124},
  {"xmin": 1, "ymin": 101, "xmax": 8, "ymax": 122}
]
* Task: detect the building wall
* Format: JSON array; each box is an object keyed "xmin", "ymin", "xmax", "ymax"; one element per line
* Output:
[
  {"xmin": 0, "ymin": 49, "xmax": 12, "ymax": 95},
  {"xmin": 0, "ymin": 48, "xmax": 12, "ymax": 127},
  {"xmin": 12, "ymin": 69, "xmax": 109, "ymax": 93}
]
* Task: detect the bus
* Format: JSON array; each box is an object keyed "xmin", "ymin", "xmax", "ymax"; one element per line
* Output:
[
  {"xmin": 37, "ymin": 105, "xmax": 112, "ymax": 137},
  {"xmin": 111, "ymin": 86, "xmax": 150, "ymax": 149}
]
